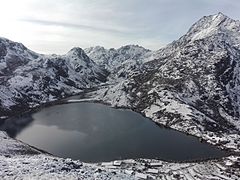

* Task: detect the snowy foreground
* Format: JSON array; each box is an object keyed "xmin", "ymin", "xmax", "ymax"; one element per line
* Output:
[{"xmin": 0, "ymin": 131, "xmax": 240, "ymax": 180}]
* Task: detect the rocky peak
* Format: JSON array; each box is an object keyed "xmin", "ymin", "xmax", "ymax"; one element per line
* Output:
[
  {"xmin": 84, "ymin": 46, "xmax": 109, "ymax": 64},
  {"xmin": 0, "ymin": 37, "xmax": 39, "ymax": 59},
  {"xmin": 84, "ymin": 45, "xmax": 151, "ymax": 79},
  {"xmin": 66, "ymin": 47, "xmax": 93, "ymax": 65},
  {"xmin": 67, "ymin": 47, "xmax": 87, "ymax": 57},
  {"xmin": 117, "ymin": 45, "xmax": 151, "ymax": 56},
  {"xmin": 152, "ymin": 13, "xmax": 240, "ymax": 62},
  {"xmin": 88, "ymin": 46, "xmax": 106, "ymax": 52},
  {"xmin": 184, "ymin": 12, "xmax": 240, "ymax": 42},
  {"xmin": 0, "ymin": 37, "xmax": 40, "ymax": 73}
]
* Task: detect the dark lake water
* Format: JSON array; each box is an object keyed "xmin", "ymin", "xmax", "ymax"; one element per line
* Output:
[{"xmin": 0, "ymin": 102, "xmax": 227, "ymax": 162}]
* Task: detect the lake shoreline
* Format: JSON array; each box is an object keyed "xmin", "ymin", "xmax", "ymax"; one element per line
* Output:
[{"xmin": 1, "ymin": 99, "xmax": 236, "ymax": 164}]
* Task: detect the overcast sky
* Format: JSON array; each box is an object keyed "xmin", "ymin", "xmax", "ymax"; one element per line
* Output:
[{"xmin": 0, "ymin": 0, "xmax": 240, "ymax": 54}]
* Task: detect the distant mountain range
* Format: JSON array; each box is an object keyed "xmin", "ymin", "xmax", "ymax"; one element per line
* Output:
[
  {"xmin": 85, "ymin": 45, "xmax": 151, "ymax": 78},
  {"xmin": 0, "ymin": 12, "xmax": 240, "ymax": 151},
  {"xmin": 0, "ymin": 38, "xmax": 108, "ymax": 116}
]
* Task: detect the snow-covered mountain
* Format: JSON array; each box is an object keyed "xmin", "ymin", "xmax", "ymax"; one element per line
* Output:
[
  {"xmin": 95, "ymin": 13, "xmax": 240, "ymax": 151},
  {"xmin": 0, "ymin": 37, "xmax": 108, "ymax": 116},
  {"xmin": 85, "ymin": 45, "xmax": 151, "ymax": 78},
  {"xmin": 138, "ymin": 12, "xmax": 240, "ymax": 129},
  {"xmin": 139, "ymin": 13, "xmax": 240, "ymax": 119}
]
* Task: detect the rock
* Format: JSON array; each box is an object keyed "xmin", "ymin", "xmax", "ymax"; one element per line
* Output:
[
  {"xmin": 113, "ymin": 161, "xmax": 122, "ymax": 166},
  {"xmin": 61, "ymin": 167, "xmax": 71, "ymax": 172},
  {"xmin": 66, "ymin": 161, "xmax": 82, "ymax": 169},
  {"xmin": 135, "ymin": 172, "xmax": 148, "ymax": 179},
  {"xmin": 102, "ymin": 162, "xmax": 113, "ymax": 166},
  {"xmin": 149, "ymin": 162, "xmax": 162, "ymax": 167},
  {"xmin": 125, "ymin": 170, "xmax": 134, "ymax": 175},
  {"xmin": 147, "ymin": 168, "xmax": 158, "ymax": 174}
]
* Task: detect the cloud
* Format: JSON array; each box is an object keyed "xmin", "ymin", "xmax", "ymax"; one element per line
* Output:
[
  {"xmin": 20, "ymin": 18, "xmax": 134, "ymax": 35},
  {"xmin": 0, "ymin": 0, "xmax": 240, "ymax": 54}
]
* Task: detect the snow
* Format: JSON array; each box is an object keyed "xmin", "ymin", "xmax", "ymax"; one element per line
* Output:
[
  {"xmin": 0, "ymin": 86, "xmax": 16, "ymax": 108},
  {"xmin": 164, "ymin": 100, "xmax": 192, "ymax": 120},
  {"xmin": 67, "ymin": 99, "xmax": 94, "ymax": 103},
  {"xmin": 85, "ymin": 45, "xmax": 151, "ymax": 79},
  {"xmin": 149, "ymin": 162, "xmax": 163, "ymax": 167},
  {"xmin": 0, "ymin": 155, "xmax": 134, "ymax": 179},
  {"xmin": 101, "ymin": 162, "xmax": 112, "ymax": 166},
  {"xmin": 146, "ymin": 168, "xmax": 159, "ymax": 174},
  {"xmin": 191, "ymin": 20, "xmax": 218, "ymax": 41},
  {"xmin": 144, "ymin": 91, "xmax": 192, "ymax": 122},
  {"xmin": 113, "ymin": 161, "xmax": 122, "ymax": 166},
  {"xmin": 219, "ymin": 107, "xmax": 240, "ymax": 130},
  {"xmin": 124, "ymin": 170, "xmax": 134, "ymax": 175},
  {"xmin": 188, "ymin": 12, "xmax": 240, "ymax": 45},
  {"xmin": 95, "ymin": 81, "xmax": 131, "ymax": 107},
  {"xmin": 144, "ymin": 104, "xmax": 160, "ymax": 118},
  {"xmin": 9, "ymin": 75, "xmax": 33, "ymax": 89},
  {"xmin": 135, "ymin": 172, "xmax": 148, "ymax": 179}
]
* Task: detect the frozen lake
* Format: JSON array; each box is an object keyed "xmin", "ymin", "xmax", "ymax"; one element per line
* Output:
[{"xmin": 1, "ymin": 102, "xmax": 227, "ymax": 162}]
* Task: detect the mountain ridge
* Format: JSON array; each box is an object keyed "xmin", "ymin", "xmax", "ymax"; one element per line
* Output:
[{"xmin": 85, "ymin": 45, "xmax": 151, "ymax": 79}]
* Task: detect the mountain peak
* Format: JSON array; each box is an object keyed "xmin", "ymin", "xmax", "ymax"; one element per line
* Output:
[
  {"xmin": 185, "ymin": 12, "xmax": 240, "ymax": 42},
  {"xmin": 68, "ymin": 47, "xmax": 84, "ymax": 54},
  {"xmin": 66, "ymin": 47, "xmax": 92, "ymax": 64},
  {"xmin": 117, "ymin": 44, "xmax": 150, "ymax": 52},
  {"xmin": 210, "ymin": 12, "xmax": 230, "ymax": 25},
  {"xmin": 214, "ymin": 12, "xmax": 228, "ymax": 19},
  {"xmin": 67, "ymin": 47, "xmax": 89, "ymax": 58}
]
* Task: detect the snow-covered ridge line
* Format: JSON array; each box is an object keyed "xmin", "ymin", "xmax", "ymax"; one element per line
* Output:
[{"xmin": 85, "ymin": 45, "xmax": 152, "ymax": 80}]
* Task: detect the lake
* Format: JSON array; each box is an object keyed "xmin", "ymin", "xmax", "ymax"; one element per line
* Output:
[{"xmin": 0, "ymin": 102, "xmax": 227, "ymax": 163}]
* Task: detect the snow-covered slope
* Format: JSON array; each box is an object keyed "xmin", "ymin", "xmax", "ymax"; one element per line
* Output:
[
  {"xmin": 0, "ymin": 38, "xmax": 108, "ymax": 117},
  {"xmin": 85, "ymin": 45, "xmax": 151, "ymax": 79}
]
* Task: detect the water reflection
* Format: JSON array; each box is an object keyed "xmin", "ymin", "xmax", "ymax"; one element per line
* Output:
[{"xmin": 0, "ymin": 115, "xmax": 34, "ymax": 138}]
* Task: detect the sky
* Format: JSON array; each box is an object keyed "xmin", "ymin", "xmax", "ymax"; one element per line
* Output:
[{"xmin": 0, "ymin": 0, "xmax": 240, "ymax": 54}]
